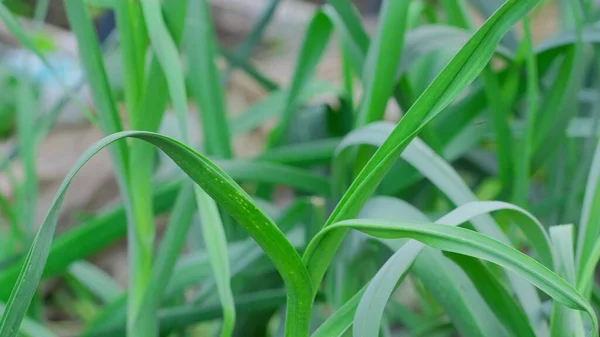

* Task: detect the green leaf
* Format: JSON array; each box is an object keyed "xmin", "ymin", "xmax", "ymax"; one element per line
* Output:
[
  {"xmin": 336, "ymin": 122, "xmax": 553, "ymax": 267},
  {"xmin": 334, "ymin": 121, "xmax": 550, "ymax": 331},
  {"xmin": 512, "ymin": 17, "xmax": 539, "ymax": 206},
  {"xmin": 441, "ymin": 0, "xmax": 472, "ymax": 27},
  {"xmin": 144, "ymin": 1, "xmax": 237, "ymax": 334},
  {"xmin": 186, "ymin": 0, "xmax": 233, "ymax": 158},
  {"xmin": 445, "ymin": 254, "xmax": 535, "ymax": 337},
  {"xmin": 168, "ymin": 228, "xmax": 304, "ymax": 300},
  {"xmin": 576, "ymin": 141, "xmax": 600, "ymax": 294},
  {"xmin": 303, "ymin": 0, "xmax": 542, "ymax": 297},
  {"xmin": 221, "ymin": 0, "xmax": 282, "ymax": 85},
  {"xmin": 412, "ymin": 249, "xmax": 502, "ymax": 337},
  {"xmin": 256, "ymin": 138, "xmax": 340, "ymax": 167},
  {"xmin": 354, "ymin": 200, "xmax": 548, "ymax": 337},
  {"xmin": 192, "ymin": 189, "xmax": 235, "ymax": 337},
  {"xmin": 361, "ymin": 199, "xmax": 503, "ymax": 337},
  {"xmin": 0, "ymin": 158, "xmax": 329, "ymax": 300},
  {"xmin": 0, "ymin": 131, "xmax": 313, "ymax": 337},
  {"xmin": 230, "ymin": 81, "xmax": 339, "ymax": 136},
  {"xmin": 67, "ymin": 262, "xmax": 123, "ymax": 304},
  {"xmin": 219, "ymin": 47, "xmax": 279, "ymax": 91},
  {"xmin": 268, "ymin": 11, "xmax": 333, "ymax": 147},
  {"xmin": 355, "ymin": 0, "xmax": 411, "ymax": 126},
  {"xmin": 216, "ymin": 160, "xmax": 331, "ymax": 196},
  {"xmin": 533, "ymin": 3, "xmax": 584, "ymax": 169},
  {"xmin": 87, "ymin": 289, "xmax": 290, "ymax": 337},
  {"xmin": 0, "ymin": 303, "xmax": 58, "ymax": 337},
  {"xmin": 310, "ymin": 286, "xmax": 364, "ymax": 337},
  {"xmin": 114, "ymin": 0, "xmax": 147, "ymax": 123},
  {"xmin": 550, "ymin": 225, "xmax": 586, "ymax": 337},
  {"xmin": 15, "ymin": 76, "xmax": 37, "ymax": 240},
  {"xmin": 85, "ymin": 220, "xmax": 305, "ymax": 336},
  {"xmin": 63, "ymin": 0, "xmax": 129, "ymax": 180},
  {"xmin": 399, "ymin": 25, "xmax": 512, "ymax": 75},
  {"xmin": 306, "ymin": 219, "xmax": 598, "ymax": 337}
]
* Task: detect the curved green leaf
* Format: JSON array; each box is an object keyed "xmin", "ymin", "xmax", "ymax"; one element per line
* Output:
[
  {"xmin": 334, "ymin": 121, "xmax": 549, "ymax": 329},
  {"xmin": 0, "ymin": 131, "xmax": 313, "ymax": 337},
  {"xmin": 306, "ymin": 220, "xmax": 598, "ymax": 337},
  {"xmin": 354, "ymin": 200, "xmax": 548, "ymax": 337},
  {"xmin": 303, "ymin": 0, "xmax": 541, "ymax": 296}
]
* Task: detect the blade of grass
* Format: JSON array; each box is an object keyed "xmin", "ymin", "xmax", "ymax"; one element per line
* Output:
[
  {"xmin": 325, "ymin": 0, "xmax": 370, "ymax": 79},
  {"xmin": 192, "ymin": 190, "xmax": 235, "ymax": 337},
  {"xmin": 63, "ymin": 6, "xmax": 148, "ymax": 330},
  {"xmin": 144, "ymin": 0, "xmax": 235, "ymax": 333},
  {"xmin": 131, "ymin": 185, "xmax": 194, "ymax": 325},
  {"xmin": 575, "ymin": 31, "xmax": 600, "ymax": 301},
  {"xmin": 413, "ymin": 249, "xmax": 503, "ymax": 337}
]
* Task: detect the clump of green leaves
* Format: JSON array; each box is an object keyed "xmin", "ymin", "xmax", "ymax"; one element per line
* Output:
[{"xmin": 0, "ymin": 0, "xmax": 599, "ymax": 336}]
